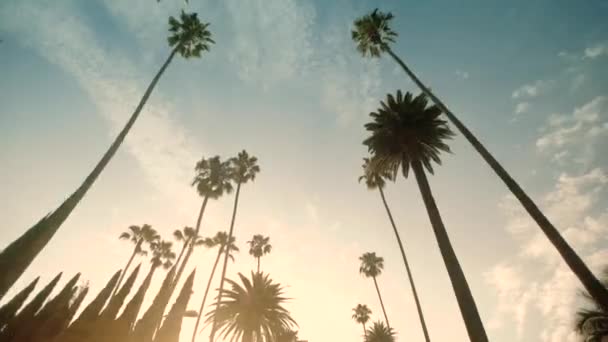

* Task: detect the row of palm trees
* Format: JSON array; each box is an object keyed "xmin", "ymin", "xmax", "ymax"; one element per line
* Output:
[
  {"xmin": 352, "ymin": 304, "xmax": 395, "ymax": 342},
  {"xmin": 351, "ymin": 7, "xmax": 608, "ymax": 342}
]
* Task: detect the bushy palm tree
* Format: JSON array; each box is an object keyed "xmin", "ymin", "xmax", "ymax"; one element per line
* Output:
[
  {"xmin": 191, "ymin": 231, "xmax": 239, "ymax": 342},
  {"xmin": 364, "ymin": 90, "xmax": 487, "ymax": 341},
  {"xmin": 352, "ymin": 304, "xmax": 372, "ymax": 339},
  {"xmin": 0, "ymin": 11, "xmax": 214, "ymax": 299},
  {"xmin": 115, "ymin": 224, "xmax": 159, "ymax": 296},
  {"xmin": 576, "ymin": 269, "xmax": 608, "ymax": 342},
  {"xmin": 352, "ymin": 8, "xmax": 608, "ymax": 310},
  {"xmin": 365, "ymin": 321, "xmax": 396, "ymax": 342},
  {"xmin": 360, "ymin": 157, "xmax": 430, "ymax": 341},
  {"xmin": 359, "ymin": 252, "xmax": 391, "ymax": 329},
  {"xmin": 247, "ymin": 234, "xmax": 272, "ymax": 273},
  {"xmin": 209, "ymin": 150, "xmax": 260, "ymax": 342},
  {"xmin": 205, "ymin": 272, "xmax": 296, "ymax": 342}
]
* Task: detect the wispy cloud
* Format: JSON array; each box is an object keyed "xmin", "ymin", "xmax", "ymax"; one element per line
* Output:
[
  {"xmin": 514, "ymin": 102, "xmax": 530, "ymax": 115},
  {"xmin": 512, "ymin": 80, "xmax": 554, "ymax": 99},
  {"xmin": 455, "ymin": 69, "xmax": 470, "ymax": 80},
  {"xmin": 584, "ymin": 42, "xmax": 608, "ymax": 59}
]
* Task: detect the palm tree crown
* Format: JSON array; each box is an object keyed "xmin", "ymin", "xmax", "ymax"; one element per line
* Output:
[
  {"xmin": 352, "ymin": 304, "xmax": 372, "ymax": 325},
  {"xmin": 359, "ymin": 252, "xmax": 384, "ymax": 278},
  {"xmin": 576, "ymin": 268, "xmax": 608, "ymax": 341},
  {"xmin": 205, "ymin": 272, "xmax": 296, "ymax": 342},
  {"xmin": 168, "ymin": 11, "xmax": 215, "ymax": 58},
  {"xmin": 119, "ymin": 224, "xmax": 160, "ymax": 255},
  {"xmin": 358, "ymin": 157, "xmax": 394, "ymax": 190},
  {"xmin": 173, "ymin": 226, "xmax": 205, "ymax": 247},
  {"xmin": 150, "ymin": 240, "xmax": 176, "ymax": 270},
  {"xmin": 363, "ymin": 91, "xmax": 454, "ymax": 178},
  {"xmin": 204, "ymin": 231, "xmax": 240, "ymax": 260},
  {"xmin": 365, "ymin": 321, "xmax": 396, "ymax": 342},
  {"xmin": 230, "ymin": 150, "xmax": 261, "ymax": 184},
  {"xmin": 247, "ymin": 235, "xmax": 272, "ymax": 259},
  {"xmin": 192, "ymin": 156, "xmax": 234, "ymax": 200},
  {"xmin": 351, "ymin": 9, "xmax": 397, "ymax": 58}
]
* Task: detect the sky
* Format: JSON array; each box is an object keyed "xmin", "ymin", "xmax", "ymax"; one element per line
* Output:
[{"xmin": 0, "ymin": 0, "xmax": 608, "ymax": 341}]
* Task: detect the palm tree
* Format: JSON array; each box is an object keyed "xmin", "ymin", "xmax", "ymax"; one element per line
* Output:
[
  {"xmin": 191, "ymin": 231, "xmax": 239, "ymax": 342},
  {"xmin": 352, "ymin": 304, "xmax": 372, "ymax": 339},
  {"xmin": 359, "ymin": 252, "xmax": 391, "ymax": 329},
  {"xmin": 364, "ymin": 90, "xmax": 487, "ymax": 341},
  {"xmin": 0, "ymin": 11, "xmax": 214, "ymax": 299},
  {"xmin": 209, "ymin": 150, "xmax": 260, "ymax": 342},
  {"xmin": 150, "ymin": 240, "xmax": 177, "ymax": 271},
  {"xmin": 365, "ymin": 321, "xmax": 396, "ymax": 342},
  {"xmin": 576, "ymin": 268, "xmax": 608, "ymax": 342},
  {"xmin": 115, "ymin": 224, "xmax": 159, "ymax": 296},
  {"xmin": 172, "ymin": 226, "xmax": 205, "ymax": 290},
  {"xmin": 360, "ymin": 157, "xmax": 430, "ymax": 341},
  {"xmin": 247, "ymin": 234, "xmax": 272, "ymax": 273},
  {"xmin": 352, "ymin": 8, "xmax": 608, "ymax": 310},
  {"xmin": 205, "ymin": 272, "xmax": 296, "ymax": 342}
]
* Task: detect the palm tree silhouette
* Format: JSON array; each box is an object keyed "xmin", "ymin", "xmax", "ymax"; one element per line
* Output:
[
  {"xmin": 172, "ymin": 226, "xmax": 205, "ymax": 289},
  {"xmin": 364, "ymin": 90, "xmax": 487, "ymax": 341},
  {"xmin": 191, "ymin": 231, "xmax": 239, "ymax": 342},
  {"xmin": 247, "ymin": 234, "xmax": 272, "ymax": 273},
  {"xmin": 360, "ymin": 157, "xmax": 430, "ymax": 341},
  {"xmin": 0, "ymin": 11, "xmax": 215, "ymax": 299},
  {"xmin": 576, "ymin": 268, "xmax": 608, "ymax": 341},
  {"xmin": 150, "ymin": 240, "xmax": 177, "ymax": 271},
  {"xmin": 359, "ymin": 252, "xmax": 391, "ymax": 329},
  {"xmin": 365, "ymin": 321, "xmax": 396, "ymax": 342},
  {"xmin": 205, "ymin": 272, "xmax": 296, "ymax": 342},
  {"xmin": 115, "ymin": 224, "xmax": 159, "ymax": 296},
  {"xmin": 352, "ymin": 8, "xmax": 608, "ymax": 310},
  {"xmin": 209, "ymin": 150, "xmax": 260, "ymax": 342},
  {"xmin": 352, "ymin": 304, "xmax": 372, "ymax": 339}
]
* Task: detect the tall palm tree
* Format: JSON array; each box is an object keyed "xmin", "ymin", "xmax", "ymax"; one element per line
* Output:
[
  {"xmin": 352, "ymin": 8, "xmax": 608, "ymax": 310},
  {"xmin": 365, "ymin": 321, "xmax": 396, "ymax": 342},
  {"xmin": 0, "ymin": 11, "xmax": 214, "ymax": 300},
  {"xmin": 360, "ymin": 157, "xmax": 430, "ymax": 341},
  {"xmin": 247, "ymin": 234, "xmax": 272, "ymax": 273},
  {"xmin": 205, "ymin": 272, "xmax": 296, "ymax": 342},
  {"xmin": 114, "ymin": 224, "xmax": 159, "ymax": 296},
  {"xmin": 359, "ymin": 252, "xmax": 391, "ymax": 329},
  {"xmin": 352, "ymin": 304, "xmax": 372, "ymax": 339},
  {"xmin": 364, "ymin": 90, "xmax": 487, "ymax": 341},
  {"xmin": 576, "ymin": 268, "xmax": 608, "ymax": 342},
  {"xmin": 209, "ymin": 150, "xmax": 260, "ymax": 342},
  {"xmin": 191, "ymin": 231, "xmax": 239, "ymax": 342},
  {"xmin": 172, "ymin": 226, "xmax": 205, "ymax": 290},
  {"xmin": 150, "ymin": 240, "xmax": 177, "ymax": 271}
]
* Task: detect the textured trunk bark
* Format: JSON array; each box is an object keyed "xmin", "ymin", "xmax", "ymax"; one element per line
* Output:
[
  {"xmin": 386, "ymin": 47, "xmax": 608, "ymax": 310},
  {"xmin": 372, "ymin": 276, "xmax": 390, "ymax": 329},
  {"xmin": 113, "ymin": 239, "xmax": 142, "ymax": 297},
  {"xmin": 0, "ymin": 47, "xmax": 179, "ymax": 300},
  {"xmin": 378, "ymin": 186, "xmax": 430, "ymax": 341},
  {"xmin": 209, "ymin": 182, "xmax": 242, "ymax": 342},
  {"xmin": 411, "ymin": 160, "xmax": 487, "ymax": 342},
  {"xmin": 191, "ymin": 249, "xmax": 223, "ymax": 342}
]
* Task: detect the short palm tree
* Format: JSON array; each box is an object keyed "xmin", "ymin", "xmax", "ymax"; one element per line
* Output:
[
  {"xmin": 352, "ymin": 8, "xmax": 608, "ymax": 310},
  {"xmin": 209, "ymin": 150, "xmax": 260, "ymax": 342},
  {"xmin": 364, "ymin": 90, "xmax": 487, "ymax": 341},
  {"xmin": 115, "ymin": 224, "xmax": 159, "ymax": 296},
  {"xmin": 576, "ymin": 269, "xmax": 608, "ymax": 342},
  {"xmin": 205, "ymin": 272, "xmax": 296, "ymax": 342},
  {"xmin": 352, "ymin": 304, "xmax": 372, "ymax": 338},
  {"xmin": 172, "ymin": 226, "xmax": 205, "ymax": 290},
  {"xmin": 191, "ymin": 231, "xmax": 239, "ymax": 342},
  {"xmin": 360, "ymin": 157, "xmax": 430, "ymax": 341},
  {"xmin": 150, "ymin": 240, "xmax": 177, "ymax": 271},
  {"xmin": 247, "ymin": 234, "xmax": 272, "ymax": 273},
  {"xmin": 359, "ymin": 252, "xmax": 391, "ymax": 329},
  {"xmin": 0, "ymin": 11, "xmax": 214, "ymax": 300},
  {"xmin": 365, "ymin": 321, "xmax": 396, "ymax": 342}
]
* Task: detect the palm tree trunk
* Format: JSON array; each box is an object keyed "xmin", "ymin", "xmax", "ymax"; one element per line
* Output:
[
  {"xmin": 386, "ymin": 47, "xmax": 608, "ymax": 310},
  {"xmin": 209, "ymin": 182, "xmax": 242, "ymax": 342},
  {"xmin": 411, "ymin": 160, "xmax": 487, "ymax": 342},
  {"xmin": 362, "ymin": 323, "xmax": 367, "ymax": 339},
  {"xmin": 174, "ymin": 196, "xmax": 209, "ymax": 288},
  {"xmin": 0, "ymin": 48, "xmax": 179, "ymax": 300},
  {"xmin": 257, "ymin": 257, "xmax": 260, "ymax": 273},
  {"xmin": 113, "ymin": 239, "xmax": 142, "ymax": 297},
  {"xmin": 173, "ymin": 240, "xmax": 190, "ymax": 278},
  {"xmin": 372, "ymin": 276, "xmax": 391, "ymax": 329},
  {"xmin": 378, "ymin": 186, "xmax": 430, "ymax": 342},
  {"xmin": 191, "ymin": 249, "xmax": 222, "ymax": 342}
]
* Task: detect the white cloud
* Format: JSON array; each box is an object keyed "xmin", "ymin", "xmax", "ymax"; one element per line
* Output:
[
  {"xmin": 455, "ymin": 69, "xmax": 470, "ymax": 80},
  {"xmin": 512, "ymin": 80, "xmax": 554, "ymax": 99},
  {"xmin": 536, "ymin": 96, "xmax": 608, "ymax": 166},
  {"xmin": 584, "ymin": 42, "xmax": 608, "ymax": 59},
  {"xmin": 571, "ymin": 73, "xmax": 586, "ymax": 91},
  {"xmin": 514, "ymin": 102, "xmax": 530, "ymax": 115}
]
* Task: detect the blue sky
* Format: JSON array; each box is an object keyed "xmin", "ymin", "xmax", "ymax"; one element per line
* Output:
[{"xmin": 1, "ymin": 0, "xmax": 608, "ymax": 341}]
